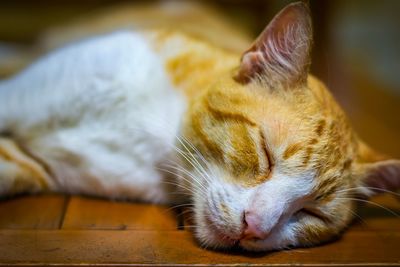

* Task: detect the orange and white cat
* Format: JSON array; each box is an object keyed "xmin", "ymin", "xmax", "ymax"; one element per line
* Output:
[{"xmin": 0, "ymin": 2, "xmax": 399, "ymax": 251}]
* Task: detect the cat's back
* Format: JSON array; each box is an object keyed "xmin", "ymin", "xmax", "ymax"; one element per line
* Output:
[{"xmin": 0, "ymin": 30, "xmax": 174, "ymax": 134}]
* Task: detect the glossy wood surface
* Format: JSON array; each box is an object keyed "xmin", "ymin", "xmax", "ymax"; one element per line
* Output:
[{"xmin": 0, "ymin": 194, "xmax": 399, "ymax": 266}]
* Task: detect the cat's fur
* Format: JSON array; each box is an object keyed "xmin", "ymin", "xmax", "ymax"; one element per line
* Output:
[{"xmin": 0, "ymin": 2, "xmax": 399, "ymax": 251}]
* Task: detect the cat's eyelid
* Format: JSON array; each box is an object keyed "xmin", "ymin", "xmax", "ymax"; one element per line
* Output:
[{"xmin": 259, "ymin": 130, "xmax": 274, "ymax": 175}]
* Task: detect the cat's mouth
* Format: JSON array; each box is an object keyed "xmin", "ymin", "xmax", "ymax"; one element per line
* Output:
[
  {"xmin": 203, "ymin": 215, "xmax": 281, "ymax": 251},
  {"xmin": 204, "ymin": 219, "xmax": 274, "ymax": 251}
]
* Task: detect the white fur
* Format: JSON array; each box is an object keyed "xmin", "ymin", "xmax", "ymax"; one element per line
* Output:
[
  {"xmin": 191, "ymin": 160, "xmax": 315, "ymax": 250},
  {"xmin": 0, "ymin": 31, "xmax": 186, "ymax": 203}
]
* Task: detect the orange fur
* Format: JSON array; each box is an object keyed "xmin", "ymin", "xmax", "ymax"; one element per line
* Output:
[{"xmin": 147, "ymin": 3, "xmax": 399, "ymax": 247}]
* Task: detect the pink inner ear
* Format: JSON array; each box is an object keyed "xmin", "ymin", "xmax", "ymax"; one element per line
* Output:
[
  {"xmin": 363, "ymin": 160, "xmax": 400, "ymax": 195},
  {"xmin": 238, "ymin": 51, "xmax": 265, "ymax": 82},
  {"xmin": 234, "ymin": 2, "xmax": 312, "ymax": 86}
]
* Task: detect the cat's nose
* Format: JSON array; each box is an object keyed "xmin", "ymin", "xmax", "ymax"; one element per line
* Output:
[{"xmin": 242, "ymin": 211, "xmax": 269, "ymax": 240}]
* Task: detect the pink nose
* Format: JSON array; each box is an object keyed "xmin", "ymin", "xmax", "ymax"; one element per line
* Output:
[{"xmin": 242, "ymin": 211, "xmax": 268, "ymax": 240}]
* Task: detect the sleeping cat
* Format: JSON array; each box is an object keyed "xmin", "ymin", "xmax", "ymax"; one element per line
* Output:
[{"xmin": 0, "ymin": 2, "xmax": 399, "ymax": 251}]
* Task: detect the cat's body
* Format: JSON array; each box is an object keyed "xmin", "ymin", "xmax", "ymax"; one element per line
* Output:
[
  {"xmin": 0, "ymin": 31, "xmax": 187, "ymax": 203},
  {"xmin": 0, "ymin": 2, "xmax": 399, "ymax": 252},
  {"xmin": 0, "ymin": 28, "xmax": 242, "ymax": 202}
]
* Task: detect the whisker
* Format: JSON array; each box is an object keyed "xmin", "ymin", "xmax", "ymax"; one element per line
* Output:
[
  {"xmin": 164, "ymin": 203, "xmax": 194, "ymax": 213},
  {"xmin": 156, "ymin": 167, "xmax": 206, "ymax": 194},
  {"xmin": 336, "ymin": 187, "xmax": 400, "ymax": 197},
  {"xmin": 339, "ymin": 205, "xmax": 367, "ymax": 226},
  {"xmin": 336, "ymin": 197, "xmax": 400, "ymax": 217},
  {"xmin": 178, "ymin": 136, "xmax": 216, "ymax": 180},
  {"xmin": 159, "ymin": 180, "xmax": 201, "ymax": 198},
  {"xmin": 160, "ymin": 163, "xmax": 208, "ymax": 193},
  {"xmin": 172, "ymin": 142, "xmax": 212, "ymax": 186}
]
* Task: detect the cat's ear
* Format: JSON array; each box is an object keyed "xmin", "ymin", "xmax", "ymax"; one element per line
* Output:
[
  {"xmin": 354, "ymin": 141, "xmax": 400, "ymax": 197},
  {"xmin": 234, "ymin": 2, "xmax": 312, "ymax": 87}
]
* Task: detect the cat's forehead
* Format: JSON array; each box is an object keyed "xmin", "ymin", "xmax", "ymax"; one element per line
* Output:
[{"xmin": 205, "ymin": 76, "xmax": 325, "ymax": 132}]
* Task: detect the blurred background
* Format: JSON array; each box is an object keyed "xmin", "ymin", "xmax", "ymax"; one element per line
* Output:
[{"xmin": 0, "ymin": 0, "xmax": 399, "ymax": 157}]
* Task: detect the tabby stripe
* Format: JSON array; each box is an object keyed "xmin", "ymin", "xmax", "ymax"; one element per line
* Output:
[
  {"xmin": 283, "ymin": 142, "xmax": 303, "ymax": 160},
  {"xmin": 315, "ymin": 119, "xmax": 326, "ymax": 136},
  {"xmin": 205, "ymin": 99, "xmax": 257, "ymax": 127},
  {"xmin": 302, "ymin": 146, "xmax": 313, "ymax": 166}
]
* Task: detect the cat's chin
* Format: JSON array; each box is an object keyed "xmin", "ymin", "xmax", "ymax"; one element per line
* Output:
[
  {"xmin": 196, "ymin": 222, "xmax": 267, "ymax": 252},
  {"xmin": 197, "ymin": 228, "xmax": 288, "ymax": 252},
  {"xmin": 240, "ymin": 223, "xmax": 298, "ymax": 252}
]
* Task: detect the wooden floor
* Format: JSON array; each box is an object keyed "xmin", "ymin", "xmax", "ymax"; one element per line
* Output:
[{"xmin": 0, "ymin": 194, "xmax": 399, "ymax": 266}]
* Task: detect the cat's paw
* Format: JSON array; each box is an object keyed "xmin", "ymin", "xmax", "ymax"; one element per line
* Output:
[{"xmin": 0, "ymin": 137, "xmax": 50, "ymax": 196}]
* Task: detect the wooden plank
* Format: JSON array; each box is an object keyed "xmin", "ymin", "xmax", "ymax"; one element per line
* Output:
[
  {"xmin": 0, "ymin": 229, "xmax": 399, "ymax": 265},
  {"xmin": 62, "ymin": 196, "xmax": 178, "ymax": 230},
  {"xmin": 0, "ymin": 195, "xmax": 67, "ymax": 229}
]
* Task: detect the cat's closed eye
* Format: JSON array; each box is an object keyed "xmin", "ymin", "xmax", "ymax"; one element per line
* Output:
[{"xmin": 258, "ymin": 130, "xmax": 273, "ymax": 179}]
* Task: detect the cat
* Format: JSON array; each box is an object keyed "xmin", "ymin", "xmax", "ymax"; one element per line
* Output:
[{"xmin": 0, "ymin": 1, "xmax": 399, "ymax": 252}]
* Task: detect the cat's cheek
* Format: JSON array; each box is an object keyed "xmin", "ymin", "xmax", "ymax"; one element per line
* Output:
[
  {"xmin": 193, "ymin": 210, "xmax": 236, "ymax": 250},
  {"xmin": 192, "ymin": 198, "xmax": 217, "ymax": 248}
]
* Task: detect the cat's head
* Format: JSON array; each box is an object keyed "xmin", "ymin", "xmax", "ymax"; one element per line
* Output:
[{"xmin": 178, "ymin": 2, "xmax": 400, "ymax": 251}]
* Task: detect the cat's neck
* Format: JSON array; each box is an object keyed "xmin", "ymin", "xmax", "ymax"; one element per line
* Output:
[{"xmin": 144, "ymin": 30, "xmax": 240, "ymax": 100}]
